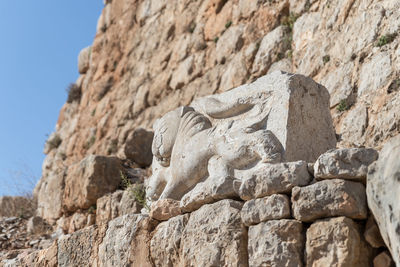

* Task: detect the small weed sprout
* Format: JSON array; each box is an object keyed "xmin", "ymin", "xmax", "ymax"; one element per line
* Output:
[
  {"xmin": 188, "ymin": 22, "xmax": 196, "ymax": 33},
  {"xmin": 84, "ymin": 135, "xmax": 96, "ymax": 150},
  {"xmin": 281, "ymin": 13, "xmax": 299, "ymax": 31},
  {"xmin": 323, "ymin": 55, "xmax": 330, "ymax": 64},
  {"xmin": 213, "ymin": 36, "xmax": 219, "ymax": 43},
  {"xmin": 88, "ymin": 205, "xmax": 96, "ymax": 214},
  {"xmin": 46, "ymin": 134, "xmax": 62, "ymax": 150},
  {"xmin": 66, "ymin": 83, "xmax": 82, "ymax": 103},
  {"xmin": 376, "ymin": 33, "xmax": 397, "ymax": 47},
  {"xmin": 225, "ymin": 21, "xmax": 232, "ymax": 29},
  {"xmin": 120, "ymin": 171, "xmax": 150, "ymax": 211},
  {"xmin": 336, "ymin": 100, "xmax": 350, "ymax": 112}
]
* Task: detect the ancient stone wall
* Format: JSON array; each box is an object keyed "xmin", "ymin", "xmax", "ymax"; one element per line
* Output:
[{"xmin": 1, "ymin": 0, "xmax": 400, "ymax": 266}]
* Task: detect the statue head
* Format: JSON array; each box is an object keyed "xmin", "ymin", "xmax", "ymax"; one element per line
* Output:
[{"xmin": 152, "ymin": 106, "xmax": 194, "ymax": 167}]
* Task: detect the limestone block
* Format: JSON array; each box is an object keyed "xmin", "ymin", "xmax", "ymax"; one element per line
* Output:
[
  {"xmin": 340, "ymin": 105, "xmax": 368, "ymax": 146},
  {"xmin": 150, "ymin": 214, "xmax": 190, "ymax": 267},
  {"xmin": 150, "ymin": 199, "xmax": 182, "ymax": 221},
  {"xmin": 180, "ymin": 175, "xmax": 239, "ymax": 213},
  {"xmin": 241, "ymin": 194, "xmax": 291, "ymax": 226},
  {"xmin": 36, "ymin": 169, "xmax": 66, "ymax": 223},
  {"xmin": 367, "ymin": 135, "xmax": 400, "ymax": 266},
  {"xmin": 248, "ymin": 219, "xmax": 304, "ymax": 267},
  {"xmin": 364, "ymin": 216, "xmax": 385, "ymax": 248},
  {"xmin": 292, "ymin": 179, "xmax": 367, "ymax": 222},
  {"xmin": 98, "ymin": 214, "xmax": 157, "ymax": 267},
  {"xmin": 68, "ymin": 212, "xmax": 88, "ymax": 233},
  {"xmin": 251, "ymin": 26, "xmax": 289, "ymax": 76},
  {"xmin": 314, "ymin": 148, "xmax": 378, "ymax": 181},
  {"xmin": 63, "ymin": 155, "xmax": 123, "ymax": 212},
  {"xmin": 27, "ymin": 216, "xmax": 49, "ymax": 236},
  {"xmin": 215, "ymin": 25, "xmax": 244, "ymax": 63},
  {"xmin": 78, "ymin": 46, "xmax": 91, "ymax": 74},
  {"xmin": 373, "ymin": 251, "xmax": 394, "ymax": 267},
  {"xmin": 147, "ymin": 71, "xmax": 335, "ymax": 202},
  {"xmin": 180, "ymin": 200, "xmax": 248, "ymax": 266},
  {"xmin": 306, "ymin": 217, "xmax": 372, "ymax": 267},
  {"xmin": 238, "ymin": 161, "xmax": 311, "ymax": 200},
  {"xmin": 124, "ymin": 128, "xmax": 154, "ymax": 167},
  {"xmin": 58, "ymin": 226, "xmax": 97, "ymax": 267}
]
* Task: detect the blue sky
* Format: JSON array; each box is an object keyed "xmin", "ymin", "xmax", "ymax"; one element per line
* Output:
[{"xmin": 0, "ymin": 1, "xmax": 104, "ymax": 196}]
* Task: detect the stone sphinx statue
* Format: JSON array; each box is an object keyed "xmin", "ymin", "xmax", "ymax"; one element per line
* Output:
[{"xmin": 146, "ymin": 71, "xmax": 336, "ymax": 202}]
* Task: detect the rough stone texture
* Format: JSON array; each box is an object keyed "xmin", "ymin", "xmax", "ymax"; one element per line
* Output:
[
  {"xmin": 150, "ymin": 199, "xmax": 182, "ymax": 221},
  {"xmin": 373, "ymin": 251, "xmax": 395, "ymax": 267},
  {"xmin": 36, "ymin": 169, "xmax": 65, "ymax": 223},
  {"xmin": 0, "ymin": 197, "xmax": 35, "ymax": 218},
  {"xmin": 96, "ymin": 190, "xmax": 142, "ymax": 227},
  {"xmin": 147, "ymin": 71, "xmax": 335, "ymax": 202},
  {"xmin": 124, "ymin": 128, "xmax": 154, "ymax": 167},
  {"xmin": 150, "ymin": 214, "xmax": 190, "ymax": 267},
  {"xmin": 367, "ymin": 135, "xmax": 400, "ymax": 266},
  {"xmin": 68, "ymin": 212, "xmax": 88, "ymax": 233},
  {"xmin": 238, "ymin": 161, "xmax": 311, "ymax": 200},
  {"xmin": 63, "ymin": 155, "xmax": 123, "ymax": 212},
  {"xmin": 306, "ymin": 216, "xmax": 372, "ymax": 267},
  {"xmin": 78, "ymin": 46, "xmax": 91, "ymax": 74},
  {"xmin": 180, "ymin": 175, "xmax": 239, "ymax": 213},
  {"xmin": 241, "ymin": 194, "xmax": 291, "ymax": 226},
  {"xmin": 57, "ymin": 225, "xmax": 97, "ymax": 267},
  {"xmin": 180, "ymin": 200, "xmax": 248, "ymax": 266},
  {"xmin": 364, "ymin": 216, "xmax": 385, "ymax": 248},
  {"xmin": 98, "ymin": 214, "xmax": 157, "ymax": 267},
  {"xmin": 27, "ymin": 216, "xmax": 49, "ymax": 236},
  {"xmin": 292, "ymin": 179, "xmax": 367, "ymax": 222},
  {"xmin": 248, "ymin": 219, "xmax": 304, "ymax": 267},
  {"xmin": 314, "ymin": 148, "xmax": 379, "ymax": 181},
  {"xmin": 251, "ymin": 26, "xmax": 290, "ymax": 77}
]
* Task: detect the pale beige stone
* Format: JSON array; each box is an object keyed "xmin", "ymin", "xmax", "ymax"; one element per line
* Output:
[
  {"xmin": 98, "ymin": 214, "xmax": 157, "ymax": 267},
  {"xmin": 150, "ymin": 214, "xmax": 190, "ymax": 267},
  {"xmin": 150, "ymin": 199, "xmax": 182, "ymax": 221},
  {"xmin": 63, "ymin": 155, "xmax": 123, "ymax": 212},
  {"xmin": 181, "ymin": 200, "xmax": 248, "ymax": 266},
  {"xmin": 58, "ymin": 226, "xmax": 97, "ymax": 267},
  {"xmin": 314, "ymin": 148, "xmax": 378, "ymax": 181},
  {"xmin": 241, "ymin": 194, "xmax": 291, "ymax": 226},
  {"xmin": 248, "ymin": 219, "xmax": 304, "ymax": 267},
  {"xmin": 180, "ymin": 175, "xmax": 239, "ymax": 213},
  {"xmin": 78, "ymin": 46, "xmax": 91, "ymax": 74},
  {"xmin": 306, "ymin": 217, "xmax": 372, "ymax": 267},
  {"xmin": 292, "ymin": 179, "xmax": 367, "ymax": 222},
  {"xmin": 367, "ymin": 135, "xmax": 400, "ymax": 266},
  {"xmin": 373, "ymin": 251, "xmax": 394, "ymax": 267},
  {"xmin": 238, "ymin": 161, "xmax": 311, "ymax": 200},
  {"xmin": 124, "ymin": 128, "xmax": 154, "ymax": 167}
]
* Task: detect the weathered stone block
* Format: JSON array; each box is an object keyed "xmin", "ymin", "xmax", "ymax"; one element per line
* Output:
[
  {"xmin": 63, "ymin": 155, "xmax": 123, "ymax": 212},
  {"xmin": 367, "ymin": 135, "xmax": 400, "ymax": 266},
  {"xmin": 241, "ymin": 194, "xmax": 291, "ymax": 226},
  {"xmin": 58, "ymin": 226, "xmax": 97, "ymax": 267},
  {"xmin": 78, "ymin": 46, "xmax": 91, "ymax": 74},
  {"xmin": 180, "ymin": 175, "xmax": 239, "ymax": 212},
  {"xmin": 314, "ymin": 148, "xmax": 378, "ymax": 181},
  {"xmin": 238, "ymin": 161, "xmax": 311, "ymax": 200},
  {"xmin": 181, "ymin": 200, "xmax": 248, "ymax": 266},
  {"xmin": 306, "ymin": 217, "xmax": 372, "ymax": 267},
  {"xmin": 98, "ymin": 214, "xmax": 157, "ymax": 267},
  {"xmin": 150, "ymin": 198, "xmax": 182, "ymax": 221},
  {"xmin": 292, "ymin": 179, "xmax": 367, "ymax": 222},
  {"xmin": 150, "ymin": 214, "xmax": 190, "ymax": 267},
  {"xmin": 248, "ymin": 219, "xmax": 304, "ymax": 267},
  {"xmin": 124, "ymin": 128, "xmax": 154, "ymax": 167}
]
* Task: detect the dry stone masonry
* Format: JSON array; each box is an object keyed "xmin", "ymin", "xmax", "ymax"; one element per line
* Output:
[{"xmin": 2, "ymin": 0, "xmax": 400, "ymax": 265}]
